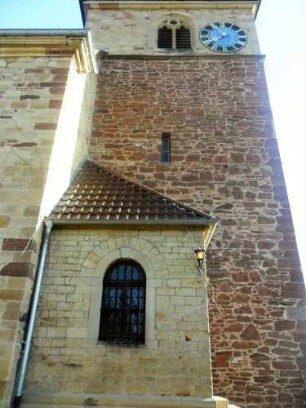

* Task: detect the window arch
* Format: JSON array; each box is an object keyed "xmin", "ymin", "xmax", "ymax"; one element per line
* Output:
[
  {"xmin": 99, "ymin": 260, "xmax": 146, "ymax": 344},
  {"xmin": 158, "ymin": 17, "xmax": 191, "ymax": 50}
]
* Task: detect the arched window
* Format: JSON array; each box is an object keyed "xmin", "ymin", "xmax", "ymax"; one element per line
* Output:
[
  {"xmin": 99, "ymin": 260, "xmax": 146, "ymax": 344},
  {"xmin": 158, "ymin": 18, "xmax": 191, "ymax": 50}
]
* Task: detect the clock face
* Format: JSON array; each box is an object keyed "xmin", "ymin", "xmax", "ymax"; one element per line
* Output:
[{"xmin": 199, "ymin": 22, "xmax": 247, "ymax": 53}]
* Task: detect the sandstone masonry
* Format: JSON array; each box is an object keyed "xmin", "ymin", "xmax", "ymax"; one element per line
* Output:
[
  {"xmin": 25, "ymin": 227, "xmax": 213, "ymax": 398},
  {"xmin": 0, "ymin": 36, "xmax": 95, "ymax": 407},
  {"xmin": 88, "ymin": 56, "xmax": 306, "ymax": 407},
  {"xmin": 0, "ymin": 55, "xmax": 70, "ymax": 407},
  {"xmin": 1, "ymin": 2, "xmax": 305, "ymax": 407}
]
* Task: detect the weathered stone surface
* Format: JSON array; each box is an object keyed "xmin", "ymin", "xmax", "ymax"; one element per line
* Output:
[
  {"xmin": 1, "ymin": 6, "xmax": 305, "ymax": 408},
  {"xmin": 86, "ymin": 6, "xmax": 260, "ymax": 56},
  {"xmin": 23, "ymin": 205, "xmax": 40, "ymax": 217},
  {"xmin": 11, "ymin": 142, "xmax": 37, "ymax": 148},
  {"xmin": 0, "ymin": 290, "xmax": 23, "ymax": 301},
  {"xmin": 0, "ymin": 216, "xmax": 10, "ymax": 228},
  {"xmin": 87, "ymin": 57, "xmax": 306, "ymax": 408},
  {"xmin": 275, "ymin": 320, "xmax": 296, "ymax": 331},
  {"xmin": 34, "ymin": 122, "xmax": 57, "ymax": 130},
  {"xmin": 282, "ymin": 283, "xmax": 305, "ymax": 299},
  {"xmin": 0, "ymin": 262, "xmax": 33, "ymax": 278},
  {"xmin": 2, "ymin": 238, "xmax": 33, "ymax": 251},
  {"xmin": 214, "ymin": 351, "xmax": 232, "ymax": 366},
  {"xmin": 3, "ymin": 302, "xmax": 21, "ymax": 320},
  {"xmin": 20, "ymin": 95, "xmax": 40, "ymax": 100},
  {"xmin": 0, "ymin": 53, "xmax": 95, "ymax": 408},
  {"xmin": 25, "ymin": 228, "xmax": 212, "ymax": 398},
  {"xmin": 241, "ymin": 324, "xmax": 261, "ymax": 341}
]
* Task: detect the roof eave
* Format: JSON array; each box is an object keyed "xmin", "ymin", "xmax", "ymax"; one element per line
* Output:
[{"xmin": 51, "ymin": 217, "xmax": 218, "ymax": 226}]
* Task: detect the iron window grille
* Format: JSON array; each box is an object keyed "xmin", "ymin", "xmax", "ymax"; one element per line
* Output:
[
  {"xmin": 158, "ymin": 18, "xmax": 191, "ymax": 50},
  {"xmin": 99, "ymin": 260, "xmax": 146, "ymax": 344}
]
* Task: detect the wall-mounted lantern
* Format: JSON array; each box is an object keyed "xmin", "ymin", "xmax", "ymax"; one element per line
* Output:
[{"xmin": 194, "ymin": 248, "xmax": 205, "ymax": 270}]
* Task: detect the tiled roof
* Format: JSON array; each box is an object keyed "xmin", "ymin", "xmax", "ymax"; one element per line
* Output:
[{"xmin": 51, "ymin": 160, "xmax": 216, "ymax": 226}]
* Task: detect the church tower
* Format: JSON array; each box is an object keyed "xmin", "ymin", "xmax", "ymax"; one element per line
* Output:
[{"xmin": 0, "ymin": 1, "xmax": 305, "ymax": 408}]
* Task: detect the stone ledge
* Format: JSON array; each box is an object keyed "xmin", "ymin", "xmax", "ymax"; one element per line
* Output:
[
  {"xmin": 84, "ymin": 1, "xmax": 257, "ymax": 12},
  {"xmin": 20, "ymin": 393, "xmax": 230, "ymax": 408},
  {"xmin": 97, "ymin": 52, "xmax": 265, "ymax": 61},
  {"xmin": 0, "ymin": 34, "xmax": 95, "ymax": 73}
]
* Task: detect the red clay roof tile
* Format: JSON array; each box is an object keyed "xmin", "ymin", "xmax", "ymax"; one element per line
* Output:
[{"xmin": 51, "ymin": 160, "xmax": 216, "ymax": 225}]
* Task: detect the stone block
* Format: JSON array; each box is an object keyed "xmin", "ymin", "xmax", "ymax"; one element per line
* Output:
[
  {"xmin": 0, "ymin": 290, "xmax": 23, "ymax": 301},
  {"xmin": 0, "ymin": 216, "xmax": 10, "ymax": 228},
  {"xmin": 275, "ymin": 320, "xmax": 296, "ymax": 331},
  {"xmin": 66, "ymin": 328, "xmax": 87, "ymax": 338},
  {"xmin": 175, "ymin": 288, "xmax": 197, "ymax": 297},
  {"xmin": 0, "ymin": 360, "xmax": 11, "ymax": 381},
  {"xmin": 2, "ymin": 302, "xmax": 21, "ymax": 321}
]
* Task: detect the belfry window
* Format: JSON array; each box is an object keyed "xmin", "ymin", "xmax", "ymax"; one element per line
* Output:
[
  {"xmin": 158, "ymin": 18, "xmax": 191, "ymax": 50},
  {"xmin": 99, "ymin": 260, "xmax": 146, "ymax": 344}
]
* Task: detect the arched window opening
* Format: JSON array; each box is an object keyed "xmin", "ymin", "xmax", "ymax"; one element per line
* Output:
[
  {"xmin": 158, "ymin": 18, "xmax": 191, "ymax": 50},
  {"xmin": 99, "ymin": 260, "xmax": 146, "ymax": 344}
]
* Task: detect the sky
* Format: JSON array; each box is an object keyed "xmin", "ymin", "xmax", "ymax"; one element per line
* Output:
[
  {"xmin": 0, "ymin": 0, "xmax": 305, "ymax": 272},
  {"xmin": 0, "ymin": 0, "xmax": 83, "ymax": 29}
]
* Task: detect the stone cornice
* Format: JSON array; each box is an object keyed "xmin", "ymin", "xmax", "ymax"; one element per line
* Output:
[
  {"xmin": 84, "ymin": 1, "xmax": 258, "ymax": 11},
  {"xmin": 97, "ymin": 52, "xmax": 265, "ymax": 60},
  {"xmin": 0, "ymin": 32, "xmax": 95, "ymax": 73}
]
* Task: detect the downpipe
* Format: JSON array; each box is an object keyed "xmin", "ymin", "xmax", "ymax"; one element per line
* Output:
[{"xmin": 12, "ymin": 219, "xmax": 53, "ymax": 408}]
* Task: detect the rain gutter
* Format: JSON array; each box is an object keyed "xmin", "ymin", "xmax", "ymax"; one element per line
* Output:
[
  {"xmin": 52, "ymin": 217, "xmax": 219, "ymax": 226},
  {"xmin": 13, "ymin": 220, "xmax": 53, "ymax": 408}
]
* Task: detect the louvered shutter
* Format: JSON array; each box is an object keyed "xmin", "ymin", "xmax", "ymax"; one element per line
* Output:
[
  {"xmin": 176, "ymin": 27, "xmax": 191, "ymax": 49},
  {"xmin": 158, "ymin": 27, "xmax": 173, "ymax": 49}
]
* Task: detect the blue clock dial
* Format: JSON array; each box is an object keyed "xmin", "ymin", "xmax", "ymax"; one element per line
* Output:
[{"xmin": 200, "ymin": 22, "xmax": 247, "ymax": 53}]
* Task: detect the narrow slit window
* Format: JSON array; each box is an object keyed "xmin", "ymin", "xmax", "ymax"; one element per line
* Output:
[{"xmin": 161, "ymin": 133, "xmax": 171, "ymax": 163}]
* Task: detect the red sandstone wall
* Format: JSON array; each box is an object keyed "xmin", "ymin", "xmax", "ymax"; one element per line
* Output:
[{"xmin": 89, "ymin": 57, "xmax": 306, "ymax": 408}]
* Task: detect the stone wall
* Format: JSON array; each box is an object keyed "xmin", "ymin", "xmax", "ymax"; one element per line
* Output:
[
  {"xmin": 0, "ymin": 52, "xmax": 95, "ymax": 407},
  {"xmin": 25, "ymin": 226, "xmax": 213, "ymax": 398},
  {"xmin": 0, "ymin": 55, "xmax": 70, "ymax": 407},
  {"xmin": 86, "ymin": 5, "xmax": 260, "ymax": 55},
  {"xmin": 89, "ymin": 57, "xmax": 306, "ymax": 408}
]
